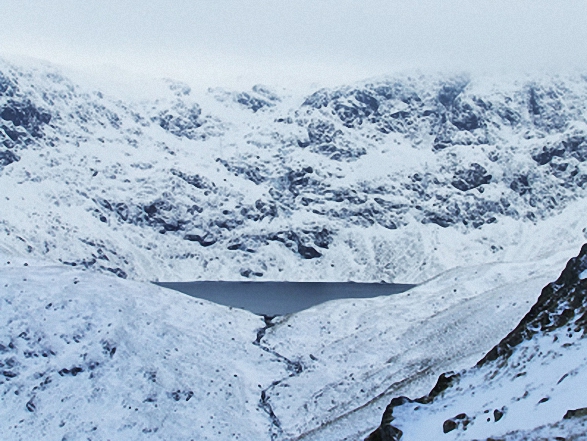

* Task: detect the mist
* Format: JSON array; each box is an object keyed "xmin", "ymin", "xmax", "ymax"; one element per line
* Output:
[{"xmin": 1, "ymin": 0, "xmax": 586, "ymax": 88}]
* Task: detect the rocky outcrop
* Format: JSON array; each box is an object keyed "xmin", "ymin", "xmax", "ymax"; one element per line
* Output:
[
  {"xmin": 1, "ymin": 57, "xmax": 587, "ymax": 282},
  {"xmin": 367, "ymin": 243, "xmax": 587, "ymax": 440}
]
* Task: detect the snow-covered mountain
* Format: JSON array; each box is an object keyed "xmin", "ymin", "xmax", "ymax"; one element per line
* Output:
[
  {"xmin": 0, "ymin": 246, "xmax": 573, "ymax": 440},
  {"xmin": 2, "ymin": 56, "xmax": 587, "ymax": 440},
  {"xmin": 367, "ymin": 243, "xmax": 587, "ymax": 441},
  {"xmin": 1, "ymin": 57, "xmax": 586, "ymax": 283}
]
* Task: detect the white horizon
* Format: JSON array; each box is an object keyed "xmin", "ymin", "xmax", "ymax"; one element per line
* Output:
[{"xmin": 1, "ymin": 1, "xmax": 587, "ymax": 90}]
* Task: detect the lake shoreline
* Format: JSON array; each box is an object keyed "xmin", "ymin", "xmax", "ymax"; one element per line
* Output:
[{"xmin": 154, "ymin": 281, "xmax": 417, "ymax": 316}]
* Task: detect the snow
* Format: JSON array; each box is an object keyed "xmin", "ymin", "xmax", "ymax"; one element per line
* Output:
[
  {"xmin": 387, "ymin": 326, "xmax": 587, "ymax": 441},
  {"xmin": 2, "ymin": 56, "xmax": 587, "ymax": 440},
  {"xmin": 1, "ymin": 57, "xmax": 587, "ymax": 284},
  {"xmin": 372, "ymin": 245, "xmax": 587, "ymax": 441},
  {"xmin": 580, "ymin": 269, "xmax": 587, "ymax": 280},
  {"xmin": 0, "ymin": 255, "xmax": 284, "ymax": 440},
  {"xmin": 0, "ymin": 247, "xmax": 575, "ymax": 440}
]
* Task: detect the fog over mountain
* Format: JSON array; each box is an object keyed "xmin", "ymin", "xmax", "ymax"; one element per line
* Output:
[{"xmin": 2, "ymin": 1, "xmax": 587, "ymax": 88}]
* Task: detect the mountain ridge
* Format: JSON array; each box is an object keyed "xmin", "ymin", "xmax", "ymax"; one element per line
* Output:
[
  {"xmin": 367, "ymin": 243, "xmax": 587, "ymax": 441},
  {"xmin": 1, "ymin": 58, "xmax": 586, "ymax": 283}
]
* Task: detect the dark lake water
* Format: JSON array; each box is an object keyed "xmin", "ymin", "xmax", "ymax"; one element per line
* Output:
[{"xmin": 154, "ymin": 281, "xmax": 417, "ymax": 316}]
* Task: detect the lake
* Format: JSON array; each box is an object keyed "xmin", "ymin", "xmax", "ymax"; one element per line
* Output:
[{"xmin": 154, "ymin": 281, "xmax": 417, "ymax": 316}]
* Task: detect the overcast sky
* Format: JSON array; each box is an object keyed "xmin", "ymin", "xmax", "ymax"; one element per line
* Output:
[{"xmin": 1, "ymin": 1, "xmax": 587, "ymax": 88}]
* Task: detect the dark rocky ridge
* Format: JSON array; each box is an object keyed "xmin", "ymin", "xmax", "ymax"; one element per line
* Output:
[
  {"xmin": 478, "ymin": 243, "xmax": 587, "ymax": 366},
  {"xmin": 367, "ymin": 243, "xmax": 587, "ymax": 440}
]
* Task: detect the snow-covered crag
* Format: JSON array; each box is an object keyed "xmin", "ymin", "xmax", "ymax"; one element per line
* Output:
[
  {"xmin": 1, "ymin": 58, "xmax": 586, "ymax": 282},
  {"xmin": 368, "ymin": 243, "xmax": 587, "ymax": 441}
]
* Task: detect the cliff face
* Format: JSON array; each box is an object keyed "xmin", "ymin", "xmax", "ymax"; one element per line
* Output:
[
  {"xmin": 368, "ymin": 243, "xmax": 587, "ymax": 441},
  {"xmin": 1, "ymin": 58, "xmax": 587, "ymax": 283}
]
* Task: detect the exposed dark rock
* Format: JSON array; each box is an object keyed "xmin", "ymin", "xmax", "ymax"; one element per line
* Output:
[
  {"xmin": 168, "ymin": 389, "xmax": 194, "ymax": 402},
  {"xmin": 103, "ymin": 267, "xmax": 127, "ymax": 279},
  {"xmin": 303, "ymin": 82, "xmax": 427, "ymax": 136},
  {"xmin": 528, "ymin": 86, "xmax": 542, "ymax": 116},
  {"xmin": 355, "ymin": 90, "xmax": 380, "ymax": 113},
  {"xmin": 267, "ymin": 230, "xmax": 324, "ymax": 259},
  {"xmin": 0, "ymin": 122, "xmax": 27, "ymax": 145},
  {"xmin": 236, "ymin": 92, "xmax": 274, "ymax": 112},
  {"xmin": 368, "ymin": 244, "xmax": 587, "ymax": 440},
  {"xmin": 493, "ymin": 408, "xmax": 504, "ymax": 422},
  {"xmin": 442, "ymin": 413, "xmax": 471, "ymax": 433},
  {"xmin": 254, "ymin": 199, "xmax": 278, "ymax": 220},
  {"xmin": 0, "ymin": 149, "xmax": 19, "ymax": 168},
  {"xmin": 451, "ymin": 163, "xmax": 492, "ymax": 191},
  {"xmin": 313, "ymin": 143, "xmax": 358, "ymax": 161},
  {"xmin": 0, "ymin": 72, "xmax": 16, "ymax": 97},
  {"xmin": 307, "ymin": 120, "xmax": 340, "ymax": 145},
  {"xmin": 303, "ymin": 120, "xmax": 367, "ymax": 160},
  {"xmin": 101, "ymin": 340, "xmax": 117, "ymax": 358},
  {"xmin": 423, "ymin": 211, "xmax": 455, "ymax": 228},
  {"xmin": 533, "ymin": 132, "xmax": 587, "ymax": 166},
  {"xmin": 0, "ymin": 100, "xmax": 51, "ymax": 137},
  {"xmin": 332, "ymin": 89, "xmax": 379, "ymax": 128},
  {"xmin": 96, "ymin": 198, "xmax": 190, "ymax": 235},
  {"xmin": 240, "ymin": 269, "xmax": 264, "ymax": 278},
  {"xmin": 450, "ymin": 99, "xmax": 483, "ymax": 131},
  {"xmin": 252, "ymin": 84, "xmax": 280, "ymax": 102},
  {"xmin": 302, "ymin": 88, "xmax": 338, "ymax": 109},
  {"xmin": 371, "ymin": 372, "xmax": 458, "ymax": 439},
  {"xmin": 432, "ymin": 127, "xmax": 455, "ymax": 151},
  {"xmin": 324, "ymin": 188, "xmax": 368, "ymax": 204},
  {"xmin": 306, "ymin": 228, "xmax": 333, "ymax": 249},
  {"xmin": 184, "ymin": 234, "xmax": 216, "ymax": 247},
  {"xmin": 437, "ymin": 79, "xmax": 469, "ymax": 108},
  {"xmin": 562, "ymin": 134, "xmax": 587, "ymax": 162},
  {"xmin": 443, "ymin": 418, "xmax": 457, "ymax": 433},
  {"xmin": 157, "ymin": 103, "xmax": 202, "ymax": 139},
  {"xmin": 297, "ymin": 244, "xmax": 321, "ymax": 259},
  {"xmin": 171, "ymin": 169, "xmax": 215, "ymax": 189},
  {"xmin": 533, "ymin": 145, "xmax": 567, "ymax": 166},
  {"xmin": 279, "ymin": 167, "xmax": 318, "ymax": 196},
  {"xmin": 58, "ymin": 366, "xmax": 83, "ymax": 376},
  {"xmin": 497, "ymin": 106, "xmax": 521, "ymax": 126},
  {"xmin": 3, "ymin": 370, "xmax": 17, "ymax": 378},
  {"xmin": 479, "ymin": 243, "xmax": 587, "ymax": 365},
  {"xmin": 213, "ymin": 217, "xmax": 243, "ymax": 231},
  {"xmin": 563, "ymin": 407, "xmax": 587, "ymax": 419},
  {"xmin": 510, "ymin": 174, "xmax": 531, "ymax": 196},
  {"xmin": 142, "ymin": 201, "xmax": 183, "ymax": 231},
  {"xmin": 239, "ymin": 200, "xmax": 278, "ymax": 222},
  {"xmin": 365, "ymin": 424, "xmax": 403, "ymax": 441},
  {"xmin": 216, "ymin": 158, "xmax": 266, "ymax": 184},
  {"xmin": 527, "ymin": 85, "xmax": 568, "ymax": 132},
  {"xmin": 423, "ymin": 372, "xmax": 459, "ymax": 403}
]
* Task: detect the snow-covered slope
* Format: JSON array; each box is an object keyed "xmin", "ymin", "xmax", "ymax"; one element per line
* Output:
[
  {"xmin": 0, "ymin": 254, "xmax": 286, "ymax": 440},
  {"xmin": 0, "ymin": 247, "xmax": 574, "ymax": 440},
  {"xmin": 368, "ymin": 244, "xmax": 587, "ymax": 441},
  {"xmin": 1, "ymin": 58, "xmax": 586, "ymax": 282}
]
